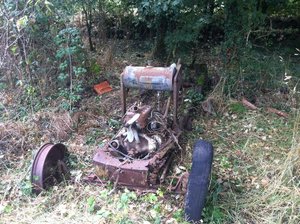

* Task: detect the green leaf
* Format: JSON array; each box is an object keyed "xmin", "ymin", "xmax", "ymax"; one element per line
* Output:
[
  {"xmin": 58, "ymin": 73, "xmax": 68, "ymax": 81},
  {"xmin": 4, "ymin": 205, "xmax": 13, "ymax": 214},
  {"xmin": 87, "ymin": 196, "xmax": 95, "ymax": 213},
  {"xmin": 10, "ymin": 45, "xmax": 18, "ymax": 55},
  {"xmin": 56, "ymin": 48, "xmax": 65, "ymax": 59},
  {"xmin": 16, "ymin": 16, "xmax": 28, "ymax": 31},
  {"xmin": 96, "ymin": 208, "xmax": 111, "ymax": 218},
  {"xmin": 59, "ymin": 61, "xmax": 68, "ymax": 71}
]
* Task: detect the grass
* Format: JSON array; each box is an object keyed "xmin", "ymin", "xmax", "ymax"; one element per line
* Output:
[
  {"xmin": 1, "ymin": 41, "xmax": 299, "ymax": 223},
  {"xmin": 200, "ymin": 106, "xmax": 300, "ymax": 223},
  {"xmin": 1, "ymin": 96, "xmax": 299, "ymax": 223}
]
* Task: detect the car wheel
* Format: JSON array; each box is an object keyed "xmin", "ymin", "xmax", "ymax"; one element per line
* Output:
[{"xmin": 184, "ymin": 140, "xmax": 213, "ymax": 222}]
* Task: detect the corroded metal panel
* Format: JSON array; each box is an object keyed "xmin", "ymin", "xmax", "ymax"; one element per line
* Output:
[
  {"xmin": 122, "ymin": 66, "xmax": 175, "ymax": 91},
  {"xmin": 93, "ymin": 149, "xmax": 150, "ymax": 187}
]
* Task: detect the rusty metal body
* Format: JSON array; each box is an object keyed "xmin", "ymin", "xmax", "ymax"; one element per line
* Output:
[
  {"xmin": 93, "ymin": 140, "xmax": 175, "ymax": 188},
  {"xmin": 31, "ymin": 143, "xmax": 68, "ymax": 194},
  {"xmin": 93, "ymin": 62, "xmax": 183, "ymax": 189},
  {"xmin": 121, "ymin": 63, "xmax": 182, "ymax": 126},
  {"xmin": 30, "ymin": 62, "xmax": 186, "ymax": 193},
  {"xmin": 122, "ymin": 66, "xmax": 175, "ymax": 91}
]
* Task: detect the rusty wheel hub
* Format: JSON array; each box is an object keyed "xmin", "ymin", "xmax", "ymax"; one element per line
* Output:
[{"xmin": 31, "ymin": 143, "xmax": 69, "ymax": 194}]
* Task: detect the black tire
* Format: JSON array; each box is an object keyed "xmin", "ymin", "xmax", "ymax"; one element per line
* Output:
[{"xmin": 185, "ymin": 140, "xmax": 214, "ymax": 223}]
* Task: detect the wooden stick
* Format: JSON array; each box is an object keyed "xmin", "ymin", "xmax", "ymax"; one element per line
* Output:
[
  {"xmin": 242, "ymin": 97, "xmax": 258, "ymax": 110},
  {"xmin": 267, "ymin": 107, "xmax": 288, "ymax": 118}
]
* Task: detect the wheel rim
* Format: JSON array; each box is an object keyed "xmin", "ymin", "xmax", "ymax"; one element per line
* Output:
[{"xmin": 31, "ymin": 143, "xmax": 68, "ymax": 194}]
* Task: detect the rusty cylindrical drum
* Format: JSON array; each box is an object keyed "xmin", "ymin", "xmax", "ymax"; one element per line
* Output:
[{"xmin": 121, "ymin": 65, "xmax": 176, "ymax": 91}]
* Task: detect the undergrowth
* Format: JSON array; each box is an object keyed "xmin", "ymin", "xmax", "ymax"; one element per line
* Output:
[
  {"xmin": 1, "ymin": 94, "xmax": 299, "ymax": 223},
  {"xmin": 1, "ymin": 41, "xmax": 299, "ymax": 223}
]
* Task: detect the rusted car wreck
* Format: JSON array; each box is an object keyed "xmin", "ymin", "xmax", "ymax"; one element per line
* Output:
[{"xmin": 31, "ymin": 61, "xmax": 214, "ymax": 222}]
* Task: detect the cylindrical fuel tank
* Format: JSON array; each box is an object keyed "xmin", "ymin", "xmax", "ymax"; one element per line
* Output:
[{"xmin": 122, "ymin": 65, "xmax": 176, "ymax": 91}]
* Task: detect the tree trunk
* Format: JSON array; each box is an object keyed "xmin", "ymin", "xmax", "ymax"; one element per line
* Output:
[
  {"xmin": 82, "ymin": 4, "xmax": 94, "ymax": 51},
  {"xmin": 97, "ymin": 0, "xmax": 107, "ymax": 42},
  {"xmin": 152, "ymin": 16, "xmax": 167, "ymax": 60}
]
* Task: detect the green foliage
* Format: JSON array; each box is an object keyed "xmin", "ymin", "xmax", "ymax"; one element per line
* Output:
[
  {"xmin": 224, "ymin": 0, "xmax": 266, "ymax": 48},
  {"xmin": 1, "ymin": 0, "xmax": 298, "ymax": 112},
  {"xmin": 229, "ymin": 102, "xmax": 247, "ymax": 115},
  {"xmin": 186, "ymin": 89, "xmax": 204, "ymax": 104},
  {"xmin": 119, "ymin": 190, "xmax": 137, "ymax": 209},
  {"xmin": 3, "ymin": 204, "xmax": 13, "ymax": 214},
  {"xmin": 20, "ymin": 180, "xmax": 32, "ymax": 196},
  {"xmin": 108, "ymin": 118, "xmax": 121, "ymax": 130},
  {"xmin": 142, "ymin": 193, "xmax": 158, "ymax": 204},
  {"xmin": 87, "ymin": 196, "xmax": 96, "ymax": 213},
  {"xmin": 0, "ymin": 0, "xmax": 86, "ymax": 115},
  {"xmin": 184, "ymin": 89, "xmax": 204, "ymax": 113},
  {"xmin": 224, "ymin": 48, "xmax": 288, "ymax": 97},
  {"xmin": 137, "ymin": 0, "xmax": 183, "ymax": 26},
  {"xmin": 55, "ymin": 27, "xmax": 87, "ymax": 111},
  {"xmin": 96, "ymin": 208, "xmax": 111, "ymax": 218},
  {"xmin": 90, "ymin": 60, "xmax": 101, "ymax": 74},
  {"xmin": 202, "ymin": 177, "xmax": 226, "ymax": 223},
  {"xmin": 85, "ymin": 129, "xmax": 102, "ymax": 145}
]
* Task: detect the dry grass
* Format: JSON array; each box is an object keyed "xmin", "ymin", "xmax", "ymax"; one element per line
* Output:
[
  {"xmin": 233, "ymin": 115, "xmax": 300, "ymax": 224},
  {"xmin": 1, "ymin": 43, "xmax": 299, "ymax": 223},
  {"xmin": 1, "ymin": 88, "xmax": 299, "ymax": 224},
  {"xmin": 0, "ymin": 88, "xmax": 187, "ymax": 223},
  {"xmin": 199, "ymin": 100, "xmax": 300, "ymax": 223},
  {"xmin": 225, "ymin": 146, "xmax": 300, "ymax": 224}
]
